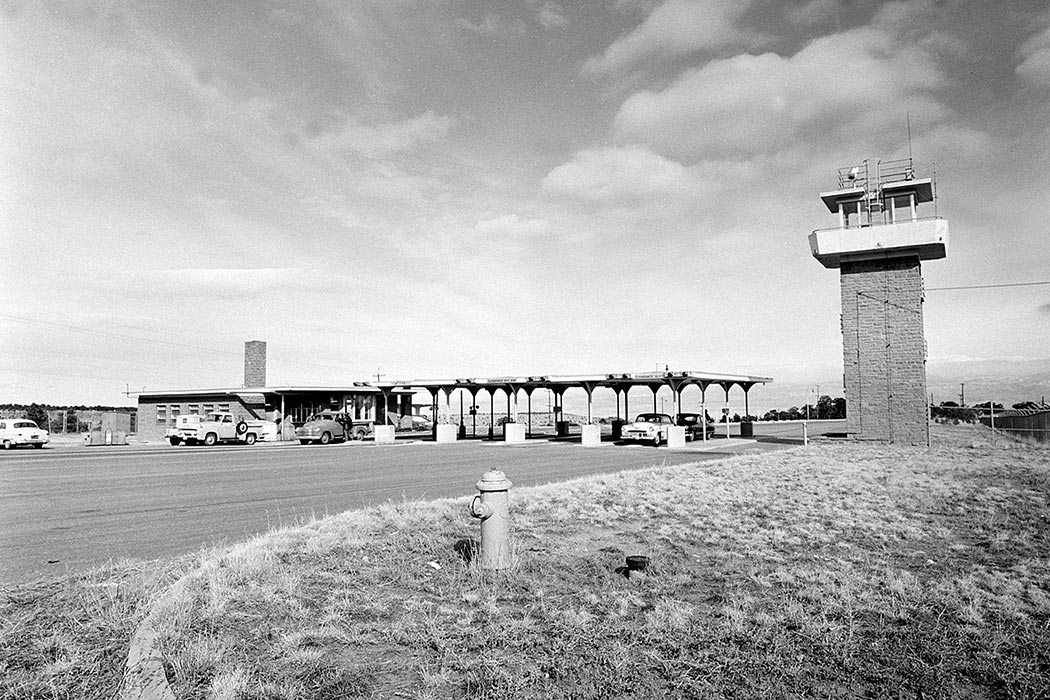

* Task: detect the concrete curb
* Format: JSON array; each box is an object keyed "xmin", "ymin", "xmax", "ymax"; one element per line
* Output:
[{"xmin": 122, "ymin": 574, "xmax": 194, "ymax": 700}]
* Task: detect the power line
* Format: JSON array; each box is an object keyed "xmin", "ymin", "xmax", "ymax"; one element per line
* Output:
[
  {"xmin": 0, "ymin": 313, "xmax": 241, "ymax": 356},
  {"xmin": 926, "ymin": 281, "xmax": 1050, "ymax": 291},
  {"xmin": 0, "ymin": 313, "xmax": 360, "ymax": 375}
]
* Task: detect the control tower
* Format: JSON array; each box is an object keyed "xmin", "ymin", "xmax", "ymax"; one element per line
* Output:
[{"xmin": 809, "ymin": 158, "xmax": 948, "ymax": 444}]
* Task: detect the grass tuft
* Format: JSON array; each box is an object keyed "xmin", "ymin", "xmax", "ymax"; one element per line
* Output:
[{"xmin": 0, "ymin": 558, "xmax": 194, "ymax": 699}]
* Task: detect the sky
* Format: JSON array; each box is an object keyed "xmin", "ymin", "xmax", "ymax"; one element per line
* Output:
[{"xmin": 2, "ymin": 0, "xmax": 1049, "ymax": 413}]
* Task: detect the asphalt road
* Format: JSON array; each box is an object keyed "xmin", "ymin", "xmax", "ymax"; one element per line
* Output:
[{"xmin": 0, "ymin": 423, "xmax": 839, "ymax": 587}]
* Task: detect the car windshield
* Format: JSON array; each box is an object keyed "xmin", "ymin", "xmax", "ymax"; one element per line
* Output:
[
  {"xmin": 13, "ymin": 421, "xmax": 38, "ymax": 429},
  {"xmin": 634, "ymin": 414, "xmax": 662, "ymax": 423}
]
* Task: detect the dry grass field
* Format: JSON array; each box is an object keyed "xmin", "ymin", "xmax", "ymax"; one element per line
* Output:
[{"xmin": 2, "ymin": 423, "xmax": 1048, "ymax": 699}]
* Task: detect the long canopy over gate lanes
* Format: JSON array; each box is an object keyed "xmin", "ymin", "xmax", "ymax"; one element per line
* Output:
[{"xmin": 379, "ymin": 370, "xmax": 773, "ymax": 429}]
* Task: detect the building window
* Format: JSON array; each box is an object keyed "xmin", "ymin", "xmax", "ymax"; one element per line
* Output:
[
  {"xmin": 203, "ymin": 404, "xmax": 214, "ymax": 414},
  {"xmin": 157, "ymin": 405, "xmax": 167, "ymax": 423},
  {"xmin": 188, "ymin": 404, "xmax": 199, "ymax": 415},
  {"xmin": 218, "ymin": 403, "xmax": 230, "ymax": 412}
]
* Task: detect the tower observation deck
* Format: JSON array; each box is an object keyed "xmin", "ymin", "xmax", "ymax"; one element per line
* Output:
[
  {"xmin": 810, "ymin": 157, "xmax": 949, "ymax": 445},
  {"xmin": 809, "ymin": 158, "xmax": 948, "ymax": 268}
]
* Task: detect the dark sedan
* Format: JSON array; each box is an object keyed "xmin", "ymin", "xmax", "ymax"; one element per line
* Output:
[{"xmin": 674, "ymin": 413, "xmax": 716, "ymax": 441}]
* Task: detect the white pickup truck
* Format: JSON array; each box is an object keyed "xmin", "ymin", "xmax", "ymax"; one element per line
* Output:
[{"xmin": 167, "ymin": 412, "xmax": 265, "ymax": 446}]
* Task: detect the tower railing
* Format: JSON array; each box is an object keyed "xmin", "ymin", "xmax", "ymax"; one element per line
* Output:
[
  {"xmin": 811, "ymin": 214, "xmax": 945, "ymax": 234},
  {"xmin": 836, "ymin": 157, "xmax": 918, "ymax": 191}
]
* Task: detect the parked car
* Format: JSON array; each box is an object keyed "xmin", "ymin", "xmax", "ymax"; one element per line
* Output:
[
  {"xmin": 403, "ymin": 415, "xmax": 433, "ymax": 431},
  {"xmin": 675, "ymin": 412, "xmax": 716, "ymax": 441},
  {"xmin": 620, "ymin": 413, "xmax": 675, "ymax": 446},
  {"xmin": 0, "ymin": 419, "xmax": 49, "ymax": 449},
  {"xmin": 296, "ymin": 411, "xmax": 363, "ymax": 445}
]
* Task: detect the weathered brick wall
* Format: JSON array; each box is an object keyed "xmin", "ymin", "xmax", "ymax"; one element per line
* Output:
[
  {"xmin": 244, "ymin": 340, "xmax": 266, "ymax": 388},
  {"xmin": 840, "ymin": 256, "xmax": 928, "ymax": 445},
  {"xmin": 137, "ymin": 399, "xmax": 167, "ymax": 442}
]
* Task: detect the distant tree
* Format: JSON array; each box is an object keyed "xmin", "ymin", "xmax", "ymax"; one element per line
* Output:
[
  {"xmin": 816, "ymin": 395, "xmax": 834, "ymax": 419},
  {"xmin": 1012, "ymin": 401, "xmax": 1041, "ymax": 410},
  {"xmin": 831, "ymin": 398, "xmax": 846, "ymax": 419},
  {"xmin": 931, "ymin": 404, "xmax": 978, "ymax": 423},
  {"xmin": 24, "ymin": 404, "xmax": 48, "ymax": 428},
  {"xmin": 940, "ymin": 401, "xmax": 959, "ymax": 407},
  {"xmin": 973, "ymin": 401, "xmax": 1004, "ymax": 412}
]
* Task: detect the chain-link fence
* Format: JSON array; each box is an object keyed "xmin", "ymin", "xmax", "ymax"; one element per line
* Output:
[{"xmin": 979, "ymin": 410, "xmax": 1050, "ymax": 444}]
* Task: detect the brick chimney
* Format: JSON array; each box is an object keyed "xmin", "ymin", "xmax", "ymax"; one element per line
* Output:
[{"xmin": 244, "ymin": 340, "xmax": 266, "ymax": 388}]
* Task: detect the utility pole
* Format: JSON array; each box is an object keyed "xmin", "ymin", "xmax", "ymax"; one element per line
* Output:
[{"xmin": 959, "ymin": 383, "xmax": 965, "ymax": 406}]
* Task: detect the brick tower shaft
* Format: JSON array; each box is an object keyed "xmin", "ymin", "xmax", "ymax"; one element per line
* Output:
[{"xmin": 840, "ymin": 257, "xmax": 928, "ymax": 444}]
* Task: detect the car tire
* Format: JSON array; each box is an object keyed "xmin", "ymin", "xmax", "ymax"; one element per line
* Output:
[
  {"xmin": 33, "ymin": 443, "xmax": 44, "ymax": 448},
  {"xmin": 236, "ymin": 421, "xmax": 248, "ymax": 435},
  {"xmin": 652, "ymin": 435, "xmax": 660, "ymax": 447},
  {"xmin": 204, "ymin": 433, "xmax": 218, "ymax": 446},
  {"xmin": 2, "ymin": 440, "xmax": 11, "ymax": 449},
  {"xmin": 245, "ymin": 433, "xmax": 257, "ymax": 445},
  {"xmin": 299, "ymin": 440, "xmax": 310, "ymax": 446},
  {"xmin": 320, "ymin": 432, "xmax": 331, "ymax": 445},
  {"xmin": 352, "ymin": 429, "xmax": 366, "ymax": 441},
  {"xmin": 169, "ymin": 436, "xmax": 182, "ymax": 446}
]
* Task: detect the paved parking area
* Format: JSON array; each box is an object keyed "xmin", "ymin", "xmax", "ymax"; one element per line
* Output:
[{"xmin": 1, "ymin": 423, "xmax": 841, "ymax": 586}]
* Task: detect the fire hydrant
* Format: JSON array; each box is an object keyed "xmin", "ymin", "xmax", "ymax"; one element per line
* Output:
[{"xmin": 469, "ymin": 469, "xmax": 513, "ymax": 570}]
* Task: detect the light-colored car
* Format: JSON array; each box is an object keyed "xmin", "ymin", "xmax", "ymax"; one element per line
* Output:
[
  {"xmin": 296, "ymin": 411, "xmax": 358, "ymax": 445},
  {"xmin": 0, "ymin": 419, "xmax": 50, "ymax": 449},
  {"xmin": 620, "ymin": 412, "xmax": 675, "ymax": 447},
  {"xmin": 403, "ymin": 415, "xmax": 433, "ymax": 431}
]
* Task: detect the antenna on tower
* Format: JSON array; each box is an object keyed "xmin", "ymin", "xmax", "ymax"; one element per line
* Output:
[{"xmin": 907, "ymin": 112, "xmax": 913, "ymax": 161}]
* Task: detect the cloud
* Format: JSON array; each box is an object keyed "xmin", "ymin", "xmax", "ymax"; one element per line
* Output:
[
  {"xmin": 454, "ymin": 13, "xmax": 527, "ymax": 37},
  {"xmin": 612, "ymin": 25, "xmax": 948, "ymax": 162},
  {"xmin": 474, "ymin": 214, "xmax": 552, "ymax": 238},
  {"xmin": 541, "ymin": 146, "xmax": 697, "ymax": 202},
  {"xmin": 306, "ymin": 111, "xmax": 455, "ymax": 158},
  {"xmin": 124, "ymin": 268, "xmax": 362, "ymax": 297},
  {"xmin": 352, "ymin": 169, "xmax": 446, "ymax": 202},
  {"xmin": 532, "ymin": 2, "xmax": 569, "ymax": 30},
  {"xmin": 1016, "ymin": 19, "xmax": 1050, "ymax": 88},
  {"xmin": 785, "ymin": 0, "xmax": 840, "ymax": 29},
  {"xmin": 584, "ymin": 0, "xmax": 754, "ymax": 74}
]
